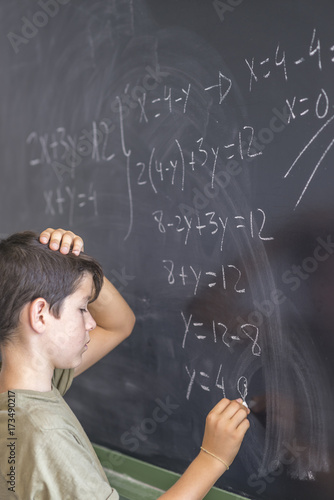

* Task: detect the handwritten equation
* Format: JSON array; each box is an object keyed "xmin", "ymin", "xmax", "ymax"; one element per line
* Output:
[
  {"xmin": 162, "ymin": 261, "xmax": 245, "ymax": 295},
  {"xmin": 25, "ymin": 28, "xmax": 334, "ymax": 225},
  {"xmin": 245, "ymin": 29, "xmax": 334, "ymax": 91},
  {"xmin": 43, "ymin": 183, "xmax": 98, "ymax": 225},
  {"xmin": 21, "ymin": 21, "xmax": 334, "ymax": 407},
  {"xmin": 185, "ymin": 362, "xmax": 249, "ymax": 404},
  {"xmin": 181, "ymin": 312, "xmax": 261, "ymax": 355},
  {"xmin": 153, "ymin": 208, "xmax": 273, "ymax": 249}
]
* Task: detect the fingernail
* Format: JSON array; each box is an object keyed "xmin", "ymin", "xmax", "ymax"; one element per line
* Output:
[{"xmin": 236, "ymin": 398, "xmax": 243, "ymax": 403}]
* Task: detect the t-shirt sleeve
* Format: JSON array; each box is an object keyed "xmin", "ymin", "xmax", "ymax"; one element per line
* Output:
[
  {"xmin": 51, "ymin": 368, "xmax": 75, "ymax": 396},
  {"xmin": 16, "ymin": 425, "xmax": 118, "ymax": 500}
]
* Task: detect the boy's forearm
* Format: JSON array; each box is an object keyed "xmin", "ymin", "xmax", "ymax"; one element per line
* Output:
[
  {"xmin": 158, "ymin": 452, "xmax": 226, "ymax": 500},
  {"xmin": 88, "ymin": 276, "xmax": 135, "ymax": 338}
]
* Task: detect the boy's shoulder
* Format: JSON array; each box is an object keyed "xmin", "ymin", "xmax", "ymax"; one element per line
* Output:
[
  {"xmin": 0, "ymin": 382, "xmax": 118, "ymax": 500},
  {"xmin": 0, "ymin": 367, "xmax": 76, "ymax": 433},
  {"xmin": 0, "ymin": 385, "xmax": 72, "ymax": 433}
]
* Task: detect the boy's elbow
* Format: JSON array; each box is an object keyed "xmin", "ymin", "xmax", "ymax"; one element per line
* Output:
[{"xmin": 125, "ymin": 310, "xmax": 136, "ymax": 337}]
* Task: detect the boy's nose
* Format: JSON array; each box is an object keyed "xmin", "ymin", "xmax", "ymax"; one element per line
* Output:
[{"xmin": 86, "ymin": 311, "xmax": 96, "ymax": 331}]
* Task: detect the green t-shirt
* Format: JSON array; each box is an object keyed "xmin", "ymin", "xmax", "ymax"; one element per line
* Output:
[{"xmin": 0, "ymin": 365, "xmax": 119, "ymax": 500}]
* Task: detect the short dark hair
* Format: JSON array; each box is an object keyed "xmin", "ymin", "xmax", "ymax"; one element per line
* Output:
[{"xmin": 0, "ymin": 231, "xmax": 104, "ymax": 346}]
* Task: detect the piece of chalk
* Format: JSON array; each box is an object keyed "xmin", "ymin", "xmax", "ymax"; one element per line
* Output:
[{"xmin": 242, "ymin": 400, "xmax": 249, "ymax": 409}]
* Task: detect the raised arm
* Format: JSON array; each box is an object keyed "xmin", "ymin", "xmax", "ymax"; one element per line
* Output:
[{"xmin": 39, "ymin": 228, "xmax": 135, "ymax": 376}]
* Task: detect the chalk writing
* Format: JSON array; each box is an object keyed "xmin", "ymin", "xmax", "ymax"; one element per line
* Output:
[
  {"xmin": 43, "ymin": 183, "xmax": 98, "ymax": 225},
  {"xmin": 26, "ymin": 120, "xmax": 115, "ymax": 175},
  {"xmin": 205, "ymin": 71, "xmax": 232, "ymax": 103},
  {"xmin": 245, "ymin": 28, "xmax": 334, "ymax": 91},
  {"xmin": 245, "ymin": 43, "xmax": 287, "ymax": 91},
  {"xmin": 153, "ymin": 208, "xmax": 273, "ymax": 249},
  {"xmin": 237, "ymin": 376, "xmax": 248, "ymax": 404},
  {"xmin": 162, "ymin": 261, "xmax": 245, "ymax": 295},
  {"xmin": 181, "ymin": 311, "xmax": 261, "ymax": 355},
  {"xmin": 284, "ymin": 113, "xmax": 334, "ymax": 208},
  {"xmin": 185, "ymin": 363, "xmax": 249, "ymax": 401}
]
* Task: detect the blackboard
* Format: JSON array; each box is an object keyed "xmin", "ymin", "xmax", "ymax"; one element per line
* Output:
[{"xmin": 1, "ymin": 1, "xmax": 334, "ymax": 498}]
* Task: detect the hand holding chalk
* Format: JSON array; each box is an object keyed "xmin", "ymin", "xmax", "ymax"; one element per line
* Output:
[
  {"xmin": 158, "ymin": 398, "xmax": 250, "ymax": 499},
  {"xmin": 200, "ymin": 398, "xmax": 250, "ymax": 472}
]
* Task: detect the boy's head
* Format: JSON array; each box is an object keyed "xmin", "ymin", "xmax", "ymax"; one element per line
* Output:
[{"xmin": 0, "ymin": 231, "xmax": 104, "ymax": 347}]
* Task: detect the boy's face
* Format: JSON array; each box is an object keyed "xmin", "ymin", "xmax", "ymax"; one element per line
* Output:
[{"xmin": 46, "ymin": 273, "xmax": 96, "ymax": 369}]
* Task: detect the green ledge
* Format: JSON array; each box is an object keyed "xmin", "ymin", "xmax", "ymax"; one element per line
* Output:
[{"xmin": 93, "ymin": 444, "xmax": 248, "ymax": 500}]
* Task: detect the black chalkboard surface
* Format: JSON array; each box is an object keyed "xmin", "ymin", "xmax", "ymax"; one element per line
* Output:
[{"xmin": 1, "ymin": 1, "xmax": 334, "ymax": 498}]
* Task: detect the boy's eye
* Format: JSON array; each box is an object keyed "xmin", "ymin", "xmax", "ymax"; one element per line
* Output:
[{"xmin": 80, "ymin": 308, "xmax": 88, "ymax": 313}]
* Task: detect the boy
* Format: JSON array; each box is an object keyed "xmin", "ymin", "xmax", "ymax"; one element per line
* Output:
[{"xmin": 0, "ymin": 228, "xmax": 249, "ymax": 499}]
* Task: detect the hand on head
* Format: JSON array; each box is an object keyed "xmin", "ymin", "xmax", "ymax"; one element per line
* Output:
[{"xmin": 39, "ymin": 228, "xmax": 84, "ymax": 256}]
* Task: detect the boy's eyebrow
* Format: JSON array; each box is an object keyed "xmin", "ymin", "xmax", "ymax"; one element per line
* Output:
[{"xmin": 82, "ymin": 294, "xmax": 92, "ymax": 303}]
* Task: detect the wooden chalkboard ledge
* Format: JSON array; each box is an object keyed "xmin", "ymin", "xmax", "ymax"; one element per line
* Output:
[{"xmin": 93, "ymin": 444, "xmax": 248, "ymax": 500}]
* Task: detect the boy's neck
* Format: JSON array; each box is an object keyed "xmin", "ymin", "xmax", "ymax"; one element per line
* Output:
[
  {"xmin": 0, "ymin": 347, "xmax": 53, "ymax": 393},
  {"xmin": 0, "ymin": 373, "xmax": 53, "ymax": 393}
]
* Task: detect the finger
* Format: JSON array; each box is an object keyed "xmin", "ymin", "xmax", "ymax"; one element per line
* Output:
[
  {"xmin": 58, "ymin": 231, "xmax": 76, "ymax": 254},
  {"xmin": 219, "ymin": 400, "xmax": 248, "ymax": 421},
  {"xmin": 71, "ymin": 235, "xmax": 84, "ymax": 256},
  {"xmin": 236, "ymin": 398, "xmax": 251, "ymax": 415},
  {"xmin": 236, "ymin": 418, "xmax": 250, "ymax": 436},
  {"xmin": 231, "ymin": 407, "xmax": 250, "ymax": 428},
  {"xmin": 39, "ymin": 228, "xmax": 54, "ymax": 244},
  {"xmin": 209, "ymin": 398, "xmax": 231, "ymax": 415},
  {"xmin": 58, "ymin": 232, "xmax": 84, "ymax": 255},
  {"xmin": 48, "ymin": 228, "xmax": 66, "ymax": 251}
]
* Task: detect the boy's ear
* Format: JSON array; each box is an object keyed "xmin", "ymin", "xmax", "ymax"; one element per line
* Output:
[{"xmin": 28, "ymin": 298, "xmax": 50, "ymax": 333}]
